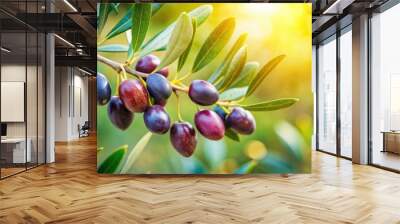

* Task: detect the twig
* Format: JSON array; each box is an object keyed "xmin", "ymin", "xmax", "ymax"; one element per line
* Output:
[
  {"xmin": 97, "ymin": 54, "xmax": 236, "ymax": 107},
  {"xmin": 98, "ymin": 54, "xmax": 188, "ymax": 92}
]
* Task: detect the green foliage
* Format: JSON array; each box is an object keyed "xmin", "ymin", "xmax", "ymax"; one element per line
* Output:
[
  {"xmin": 97, "ymin": 145, "xmax": 127, "ymax": 173},
  {"xmin": 218, "ymin": 46, "xmax": 247, "ymax": 92},
  {"xmin": 96, "ymin": 4, "xmax": 306, "ymax": 174},
  {"xmin": 157, "ymin": 13, "xmax": 193, "ymax": 70},
  {"xmin": 219, "ymin": 87, "xmax": 248, "ymax": 101},
  {"xmin": 231, "ymin": 62, "xmax": 259, "ymax": 88},
  {"xmin": 241, "ymin": 98, "xmax": 299, "ymax": 112},
  {"xmin": 259, "ymin": 154, "xmax": 293, "ymax": 173},
  {"xmin": 140, "ymin": 5, "xmax": 213, "ymax": 57},
  {"xmin": 97, "ymin": 3, "xmax": 112, "ymax": 35},
  {"xmin": 120, "ymin": 132, "xmax": 152, "ymax": 174},
  {"xmin": 110, "ymin": 3, "xmax": 120, "ymax": 14},
  {"xmin": 275, "ymin": 121, "xmax": 306, "ymax": 163},
  {"xmin": 246, "ymin": 55, "xmax": 286, "ymax": 97},
  {"xmin": 192, "ymin": 17, "xmax": 236, "ymax": 73},
  {"xmin": 98, "ymin": 44, "xmax": 129, "ymax": 52},
  {"xmin": 234, "ymin": 160, "xmax": 257, "ymax": 174},
  {"xmin": 224, "ymin": 128, "xmax": 240, "ymax": 142},
  {"xmin": 129, "ymin": 4, "xmax": 152, "ymax": 60},
  {"xmin": 104, "ymin": 4, "xmax": 163, "ymax": 41},
  {"xmin": 203, "ymin": 139, "xmax": 226, "ymax": 170},
  {"xmin": 177, "ymin": 19, "xmax": 197, "ymax": 73},
  {"xmin": 208, "ymin": 33, "xmax": 248, "ymax": 84}
]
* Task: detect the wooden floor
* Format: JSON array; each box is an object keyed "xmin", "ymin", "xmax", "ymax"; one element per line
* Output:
[{"xmin": 0, "ymin": 136, "xmax": 400, "ymax": 224}]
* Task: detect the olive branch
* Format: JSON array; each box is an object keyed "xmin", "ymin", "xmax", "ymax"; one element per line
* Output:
[{"xmin": 96, "ymin": 3, "xmax": 299, "ymax": 173}]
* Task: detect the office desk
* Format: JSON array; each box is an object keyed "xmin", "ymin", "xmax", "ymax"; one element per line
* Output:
[
  {"xmin": 1, "ymin": 138, "xmax": 31, "ymax": 163},
  {"xmin": 382, "ymin": 131, "xmax": 400, "ymax": 154}
]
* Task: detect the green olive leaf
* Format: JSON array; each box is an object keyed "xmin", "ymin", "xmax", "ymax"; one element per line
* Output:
[
  {"xmin": 259, "ymin": 154, "xmax": 293, "ymax": 173},
  {"xmin": 110, "ymin": 3, "xmax": 120, "ymax": 14},
  {"xmin": 234, "ymin": 160, "xmax": 258, "ymax": 174},
  {"xmin": 129, "ymin": 4, "xmax": 152, "ymax": 60},
  {"xmin": 241, "ymin": 98, "xmax": 299, "ymax": 111},
  {"xmin": 219, "ymin": 86, "xmax": 248, "ymax": 101},
  {"xmin": 225, "ymin": 128, "xmax": 240, "ymax": 142},
  {"xmin": 157, "ymin": 13, "xmax": 193, "ymax": 70},
  {"xmin": 275, "ymin": 121, "xmax": 306, "ymax": 163},
  {"xmin": 192, "ymin": 17, "xmax": 235, "ymax": 73},
  {"xmin": 218, "ymin": 46, "xmax": 247, "ymax": 92},
  {"xmin": 97, "ymin": 3, "xmax": 112, "ymax": 35},
  {"xmin": 177, "ymin": 18, "xmax": 197, "ymax": 73},
  {"xmin": 98, "ymin": 44, "xmax": 129, "ymax": 52},
  {"xmin": 105, "ymin": 3, "xmax": 163, "ymax": 41},
  {"xmin": 231, "ymin": 62, "xmax": 259, "ymax": 88},
  {"xmin": 105, "ymin": 5, "xmax": 134, "ymax": 40},
  {"xmin": 97, "ymin": 145, "xmax": 128, "ymax": 174},
  {"xmin": 140, "ymin": 5, "xmax": 213, "ymax": 57},
  {"xmin": 208, "ymin": 33, "xmax": 248, "ymax": 84},
  {"xmin": 120, "ymin": 132, "xmax": 152, "ymax": 174},
  {"xmin": 246, "ymin": 55, "xmax": 286, "ymax": 97}
]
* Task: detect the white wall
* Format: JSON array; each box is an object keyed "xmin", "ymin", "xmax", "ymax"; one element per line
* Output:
[{"xmin": 54, "ymin": 67, "xmax": 89, "ymax": 141}]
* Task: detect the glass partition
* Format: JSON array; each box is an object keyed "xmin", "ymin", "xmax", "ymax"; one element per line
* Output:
[
  {"xmin": 339, "ymin": 28, "xmax": 352, "ymax": 158},
  {"xmin": 371, "ymin": 3, "xmax": 400, "ymax": 171},
  {"xmin": 317, "ymin": 36, "xmax": 337, "ymax": 154},
  {"xmin": 0, "ymin": 0, "xmax": 46, "ymax": 179},
  {"xmin": 1, "ymin": 31, "xmax": 28, "ymax": 178}
]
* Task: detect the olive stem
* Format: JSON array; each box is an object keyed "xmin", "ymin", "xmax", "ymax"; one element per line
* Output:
[
  {"xmin": 98, "ymin": 54, "xmax": 188, "ymax": 92},
  {"xmin": 97, "ymin": 54, "xmax": 235, "ymax": 106},
  {"xmin": 175, "ymin": 91, "xmax": 183, "ymax": 122},
  {"xmin": 177, "ymin": 73, "xmax": 192, "ymax": 82},
  {"xmin": 114, "ymin": 72, "xmax": 121, "ymax": 96},
  {"xmin": 119, "ymin": 64, "xmax": 128, "ymax": 80}
]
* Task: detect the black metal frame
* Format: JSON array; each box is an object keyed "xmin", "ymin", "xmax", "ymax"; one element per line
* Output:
[
  {"xmin": 315, "ymin": 23, "xmax": 353, "ymax": 161},
  {"xmin": 0, "ymin": 0, "xmax": 48, "ymax": 180}
]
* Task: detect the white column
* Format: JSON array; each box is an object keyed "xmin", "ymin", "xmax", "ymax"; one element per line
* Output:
[
  {"xmin": 46, "ymin": 32, "xmax": 55, "ymax": 163},
  {"xmin": 352, "ymin": 14, "xmax": 369, "ymax": 164}
]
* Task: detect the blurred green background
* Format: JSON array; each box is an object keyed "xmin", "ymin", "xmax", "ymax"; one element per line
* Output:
[{"xmin": 97, "ymin": 3, "xmax": 312, "ymax": 174}]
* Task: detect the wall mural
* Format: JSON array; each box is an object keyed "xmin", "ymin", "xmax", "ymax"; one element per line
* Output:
[{"xmin": 97, "ymin": 3, "xmax": 312, "ymax": 174}]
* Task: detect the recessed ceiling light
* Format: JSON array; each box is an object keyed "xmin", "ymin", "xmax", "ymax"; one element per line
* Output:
[
  {"xmin": 54, "ymin": 34, "xmax": 75, "ymax": 48},
  {"xmin": 78, "ymin": 67, "xmax": 93, "ymax": 76},
  {"xmin": 1, "ymin": 47, "xmax": 11, "ymax": 53},
  {"xmin": 323, "ymin": 0, "xmax": 354, "ymax": 15},
  {"xmin": 63, "ymin": 0, "xmax": 78, "ymax": 12}
]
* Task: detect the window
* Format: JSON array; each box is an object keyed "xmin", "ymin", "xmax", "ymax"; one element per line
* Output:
[
  {"xmin": 339, "ymin": 28, "xmax": 352, "ymax": 158},
  {"xmin": 370, "ymin": 2, "xmax": 400, "ymax": 171},
  {"xmin": 317, "ymin": 36, "xmax": 337, "ymax": 154},
  {"xmin": 0, "ymin": 0, "xmax": 46, "ymax": 179}
]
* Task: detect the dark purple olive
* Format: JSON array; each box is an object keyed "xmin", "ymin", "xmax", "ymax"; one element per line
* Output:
[
  {"xmin": 195, "ymin": 110, "xmax": 225, "ymax": 140},
  {"xmin": 157, "ymin": 67, "xmax": 169, "ymax": 78},
  {"xmin": 154, "ymin": 98, "xmax": 167, "ymax": 107},
  {"xmin": 135, "ymin": 55, "xmax": 160, "ymax": 74},
  {"xmin": 146, "ymin": 73, "xmax": 172, "ymax": 103},
  {"xmin": 119, "ymin": 79, "xmax": 149, "ymax": 113},
  {"xmin": 144, "ymin": 105, "xmax": 171, "ymax": 134},
  {"xmin": 213, "ymin": 105, "xmax": 227, "ymax": 121},
  {"xmin": 225, "ymin": 107, "xmax": 256, "ymax": 135},
  {"xmin": 107, "ymin": 96, "xmax": 134, "ymax": 130},
  {"xmin": 170, "ymin": 122, "xmax": 197, "ymax": 157},
  {"xmin": 188, "ymin": 80, "xmax": 219, "ymax": 106},
  {"xmin": 97, "ymin": 73, "xmax": 111, "ymax": 105}
]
